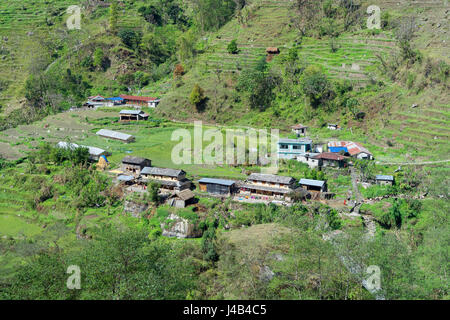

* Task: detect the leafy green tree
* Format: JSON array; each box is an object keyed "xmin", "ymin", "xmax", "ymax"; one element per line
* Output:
[
  {"xmin": 227, "ymin": 39, "xmax": 239, "ymax": 54},
  {"xmin": 190, "ymin": 84, "xmax": 206, "ymax": 110},
  {"xmin": 148, "ymin": 182, "xmax": 161, "ymax": 204},
  {"xmin": 237, "ymin": 57, "xmax": 281, "ymax": 111},
  {"xmin": 109, "ymin": 0, "xmax": 119, "ymax": 34},
  {"xmin": 193, "ymin": 0, "xmax": 236, "ymax": 32},
  {"xmin": 201, "ymin": 224, "xmax": 219, "ymax": 262},
  {"xmin": 93, "ymin": 48, "xmax": 105, "ymax": 71},
  {"xmin": 299, "ymin": 65, "xmax": 333, "ymax": 108},
  {"xmin": 118, "ymin": 29, "xmax": 142, "ymax": 50},
  {"xmin": 138, "ymin": 5, "xmax": 163, "ymax": 26}
]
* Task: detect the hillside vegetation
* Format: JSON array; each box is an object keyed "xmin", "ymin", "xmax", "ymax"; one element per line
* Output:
[{"xmin": 0, "ymin": 0, "xmax": 448, "ymax": 301}]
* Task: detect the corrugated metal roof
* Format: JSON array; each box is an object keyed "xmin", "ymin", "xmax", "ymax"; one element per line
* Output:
[
  {"xmin": 96, "ymin": 129, "xmax": 134, "ymax": 141},
  {"xmin": 121, "ymin": 156, "xmax": 150, "ymax": 165},
  {"xmin": 119, "ymin": 94, "xmax": 158, "ymax": 102},
  {"xmin": 313, "ymin": 152, "xmax": 348, "ymax": 161},
  {"xmin": 299, "ymin": 179, "xmax": 326, "ymax": 188},
  {"xmin": 176, "ymin": 189, "xmax": 195, "ymax": 201},
  {"xmin": 198, "ymin": 178, "xmax": 236, "ymax": 186},
  {"xmin": 291, "ymin": 124, "xmax": 308, "ymax": 129},
  {"xmin": 328, "ymin": 141, "xmax": 372, "ymax": 156},
  {"xmin": 57, "ymin": 142, "xmax": 107, "ymax": 157},
  {"xmin": 248, "ymin": 173, "xmax": 295, "ymax": 184},
  {"xmin": 120, "ymin": 109, "xmax": 145, "ymax": 115},
  {"xmin": 117, "ymin": 175, "xmax": 135, "ymax": 182},
  {"xmin": 278, "ymin": 138, "xmax": 312, "ymax": 144},
  {"xmin": 141, "ymin": 167, "xmax": 184, "ymax": 177},
  {"xmin": 376, "ymin": 175, "xmax": 394, "ymax": 181}
]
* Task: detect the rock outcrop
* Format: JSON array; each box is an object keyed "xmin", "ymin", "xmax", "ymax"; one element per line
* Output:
[
  {"xmin": 161, "ymin": 213, "xmax": 202, "ymax": 239},
  {"xmin": 124, "ymin": 200, "xmax": 149, "ymax": 218}
]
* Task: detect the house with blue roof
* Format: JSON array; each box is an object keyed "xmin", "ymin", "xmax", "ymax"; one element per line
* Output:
[
  {"xmin": 278, "ymin": 138, "xmax": 313, "ymax": 160},
  {"xmin": 105, "ymin": 97, "xmax": 125, "ymax": 107}
]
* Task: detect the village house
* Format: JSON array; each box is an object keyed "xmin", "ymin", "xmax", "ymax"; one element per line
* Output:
[
  {"xmin": 198, "ymin": 178, "xmax": 237, "ymax": 197},
  {"xmin": 313, "ymin": 152, "xmax": 348, "ymax": 168},
  {"xmin": 278, "ymin": 138, "xmax": 313, "ymax": 160},
  {"xmin": 105, "ymin": 97, "xmax": 125, "ymax": 107},
  {"xmin": 291, "ymin": 124, "xmax": 308, "ymax": 137},
  {"xmin": 299, "ymin": 179, "xmax": 328, "ymax": 193},
  {"xmin": 116, "ymin": 175, "xmax": 136, "ymax": 186},
  {"xmin": 119, "ymin": 94, "xmax": 160, "ymax": 108},
  {"xmin": 86, "ymin": 95, "xmax": 106, "ymax": 108},
  {"xmin": 121, "ymin": 156, "xmax": 152, "ymax": 176},
  {"xmin": 141, "ymin": 167, "xmax": 192, "ymax": 192},
  {"xmin": 327, "ymin": 124, "xmax": 340, "ymax": 130},
  {"xmin": 56, "ymin": 142, "xmax": 110, "ymax": 162},
  {"xmin": 240, "ymin": 173, "xmax": 297, "ymax": 202},
  {"xmin": 297, "ymin": 152, "xmax": 321, "ymax": 169},
  {"xmin": 96, "ymin": 129, "xmax": 135, "ymax": 143},
  {"xmin": 266, "ymin": 47, "xmax": 280, "ymax": 54},
  {"xmin": 328, "ymin": 141, "xmax": 373, "ymax": 160},
  {"xmin": 167, "ymin": 189, "xmax": 196, "ymax": 208},
  {"xmin": 119, "ymin": 110, "xmax": 149, "ymax": 122},
  {"xmin": 376, "ymin": 175, "xmax": 394, "ymax": 186}
]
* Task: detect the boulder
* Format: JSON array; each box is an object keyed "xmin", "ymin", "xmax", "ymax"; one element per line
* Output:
[{"xmin": 161, "ymin": 213, "xmax": 202, "ymax": 239}]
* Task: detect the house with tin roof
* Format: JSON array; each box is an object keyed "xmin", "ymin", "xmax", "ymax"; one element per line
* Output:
[
  {"xmin": 198, "ymin": 178, "xmax": 237, "ymax": 196},
  {"xmin": 96, "ymin": 129, "xmax": 135, "ymax": 143},
  {"xmin": 278, "ymin": 138, "xmax": 313, "ymax": 160},
  {"xmin": 56, "ymin": 142, "xmax": 110, "ymax": 162},
  {"xmin": 291, "ymin": 124, "xmax": 308, "ymax": 137},
  {"xmin": 121, "ymin": 156, "xmax": 152, "ymax": 176},
  {"xmin": 119, "ymin": 110, "xmax": 149, "ymax": 121},
  {"xmin": 375, "ymin": 175, "xmax": 394, "ymax": 186},
  {"xmin": 313, "ymin": 152, "xmax": 349, "ymax": 168},
  {"xmin": 119, "ymin": 94, "xmax": 160, "ymax": 108},
  {"xmin": 328, "ymin": 141, "xmax": 373, "ymax": 160},
  {"xmin": 141, "ymin": 167, "xmax": 191, "ymax": 192},
  {"xmin": 299, "ymin": 179, "xmax": 328, "ymax": 193},
  {"xmin": 240, "ymin": 173, "xmax": 298, "ymax": 201}
]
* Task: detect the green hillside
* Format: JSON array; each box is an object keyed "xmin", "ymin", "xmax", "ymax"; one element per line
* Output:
[{"xmin": 0, "ymin": 0, "xmax": 449, "ymax": 301}]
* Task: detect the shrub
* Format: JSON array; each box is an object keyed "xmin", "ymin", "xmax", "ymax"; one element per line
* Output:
[{"xmin": 227, "ymin": 39, "xmax": 239, "ymax": 54}]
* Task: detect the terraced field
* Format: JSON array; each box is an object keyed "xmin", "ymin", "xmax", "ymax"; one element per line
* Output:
[
  {"xmin": 386, "ymin": 103, "xmax": 450, "ymax": 161},
  {"xmin": 196, "ymin": 0, "xmax": 399, "ymax": 88}
]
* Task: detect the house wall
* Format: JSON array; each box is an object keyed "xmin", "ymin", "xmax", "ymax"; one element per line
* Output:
[
  {"xmin": 278, "ymin": 143, "xmax": 312, "ymax": 159},
  {"xmin": 247, "ymin": 180, "xmax": 292, "ymax": 189},
  {"xmin": 297, "ymin": 155, "xmax": 320, "ymax": 169},
  {"xmin": 377, "ymin": 180, "xmax": 393, "ymax": 186}
]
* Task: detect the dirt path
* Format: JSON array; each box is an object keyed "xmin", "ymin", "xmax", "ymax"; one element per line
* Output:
[{"xmin": 376, "ymin": 159, "xmax": 450, "ymax": 166}]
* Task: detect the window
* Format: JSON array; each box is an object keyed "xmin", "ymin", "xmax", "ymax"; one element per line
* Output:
[
  {"xmin": 293, "ymin": 145, "xmax": 301, "ymax": 150},
  {"xmin": 280, "ymin": 144, "xmax": 288, "ymax": 150}
]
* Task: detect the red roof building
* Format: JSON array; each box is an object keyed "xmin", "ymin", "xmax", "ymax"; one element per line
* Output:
[{"xmin": 119, "ymin": 95, "xmax": 160, "ymax": 107}]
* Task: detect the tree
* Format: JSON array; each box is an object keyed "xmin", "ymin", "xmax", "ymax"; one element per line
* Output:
[
  {"xmin": 237, "ymin": 57, "xmax": 281, "ymax": 111},
  {"xmin": 395, "ymin": 17, "xmax": 418, "ymax": 62},
  {"xmin": 138, "ymin": 5, "xmax": 163, "ymax": 26},
  {"xmin": 148, "ymin": 182, "xmax": 160, "ymax": 204},
  {"xmin": 192, "ymin": 0, "xmax": 237, "ymax": 32},
  {"xmin": 190, "ymin": 84, "xmax": 206, "ymax": 110},
  {"xmin": 227, "ymin": 39, "xmax": 239, "ymax": 54},
  {"xmin": 201, "ymin": 224, "xmax": 219, "ymax": 262},
  {"xmin": 173, "ymin": 64, "xmax": 185, "ymax": 78},
  {"xmin": 93, "ymin": 48, "xmax": 105, "ymax": 71},
  {"xmin": 109, "ymin": 0, "xmax": 119, "ymax": 35},
  {"xmin": 118, "ymin": 29, "xmax": 142, "ymax": 50},
  {"xmin": 299, "ymin": 65, "xmax": 333, "ymax": 108}
]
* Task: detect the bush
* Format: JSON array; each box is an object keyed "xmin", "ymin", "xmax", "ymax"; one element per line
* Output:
[{"xmin": 227, "ymin": 39, "xmax": 239, "ymax": 54}]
